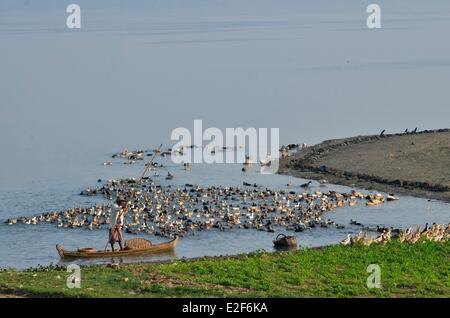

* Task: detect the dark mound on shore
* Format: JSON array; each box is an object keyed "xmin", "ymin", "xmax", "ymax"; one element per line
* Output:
[{"xmin": 279, "ymin": 129, "xmax": 450, "ymax": 202}]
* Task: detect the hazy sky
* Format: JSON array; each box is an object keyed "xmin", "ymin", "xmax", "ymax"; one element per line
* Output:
[{"xmin": 1, "ymin": 0, "xmax": 450, "ymax": 173}]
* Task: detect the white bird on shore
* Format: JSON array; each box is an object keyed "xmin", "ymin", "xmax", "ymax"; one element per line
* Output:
[{"xmin": 340, "ymin": 234, "xmax": 352, "ymax": 246}]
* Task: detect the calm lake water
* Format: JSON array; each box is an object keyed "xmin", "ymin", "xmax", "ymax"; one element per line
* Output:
[{"xmin": 1, "ymin": 1, "xmax": 450, "ymax": 268}]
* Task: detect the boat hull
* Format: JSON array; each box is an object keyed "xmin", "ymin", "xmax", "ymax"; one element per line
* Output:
[{"xmin": 56, "ymin": 237, "xmax": 178, "ymax": 259}]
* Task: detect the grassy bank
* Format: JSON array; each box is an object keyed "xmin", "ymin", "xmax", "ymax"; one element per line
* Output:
[{"xmin": 1, "ymin": 241, "xmax": 449, "ymax": 298}]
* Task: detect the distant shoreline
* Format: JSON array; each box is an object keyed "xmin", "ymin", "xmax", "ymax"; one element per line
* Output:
[{"xmin": 279, "ymin": 129, "xmax": 450, "ymax": 203}]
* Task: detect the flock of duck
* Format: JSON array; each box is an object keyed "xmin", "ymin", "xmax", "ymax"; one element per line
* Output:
[
  {"xmin": 340, "ymin": 222, "xmax": 450, "ymax": 246},
  {"xmin": 5, "ymin": 174, "xmax": 427, "ymax": 244},
  {"xmin": 4, "ymin": 146, "xmax": 449, "ymax": 248}
]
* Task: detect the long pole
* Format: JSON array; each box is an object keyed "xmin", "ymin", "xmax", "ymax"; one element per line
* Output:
[
  {"xmin": 104, "ymin": 239, "xmax": 110, "ymax": 251},
  {"xmin": 138, "ymin": 144, "xmax": 163, "ymax": 181}
]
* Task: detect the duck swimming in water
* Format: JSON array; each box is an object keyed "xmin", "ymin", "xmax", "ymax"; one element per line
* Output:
[
  {"xmin": 244, "ymin": 156, "xmax": 253, "ymax": 165},
  {"xmin": 386, "ymin": 194, "xmax": 399, "ymax": 201},
  {"xmin": 300, "ymin": 181, "xmax": 312, "ymax": 189},
  {"xmin": 259, "ymin": 159, "xmax": 271, "ymax": 167},
  {"xmin": 6, "ymin": 218, "xmax": 17, "ymax": 225}
]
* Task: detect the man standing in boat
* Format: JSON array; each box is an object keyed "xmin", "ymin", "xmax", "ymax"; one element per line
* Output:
[{"xmin": 109, "ymin": 196, "xmax": 130, "ymax": 251}]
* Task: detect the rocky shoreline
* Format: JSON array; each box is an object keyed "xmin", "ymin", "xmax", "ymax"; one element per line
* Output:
[{"xmin": 279, "ymin": 129, "xmax": 450, "ymax": 202}]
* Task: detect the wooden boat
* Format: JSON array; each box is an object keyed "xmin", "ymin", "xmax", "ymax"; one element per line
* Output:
[{"xmin": 56, "ymin": 237, "xmax": 178, "ymax": 259}]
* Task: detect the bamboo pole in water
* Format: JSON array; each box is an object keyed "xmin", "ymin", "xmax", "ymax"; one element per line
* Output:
[{"xmin": 138, "ymin": 144, "xmax": 163, "ymax": 181}]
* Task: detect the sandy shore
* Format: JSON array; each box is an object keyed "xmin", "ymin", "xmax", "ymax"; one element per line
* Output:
[{"xmin": 279, "ymin": 129, "xmax": 450, "ymax": 202}]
